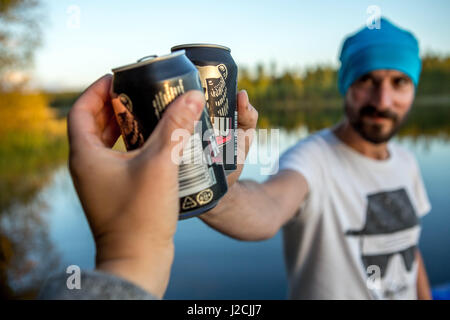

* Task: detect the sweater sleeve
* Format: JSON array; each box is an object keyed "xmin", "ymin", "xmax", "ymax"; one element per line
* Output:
[{"xmin": 37, "ymin": 269, "xmax": 159, "ymax": 300}]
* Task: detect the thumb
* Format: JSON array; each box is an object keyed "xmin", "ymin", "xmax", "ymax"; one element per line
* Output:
[
  {"xmin": 237, "ymin": 90, "xmax": 258, "ymax": 131},
  {"xmin": 142, "ymin": 90, "xmax": 206, "ymax": 159}
]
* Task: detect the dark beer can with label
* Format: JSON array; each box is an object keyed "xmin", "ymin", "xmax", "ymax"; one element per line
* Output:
[
  {"xmin": 111, "ymin": 51, "xmax": 228, "ymax": 220},
  {"xmin": 171, "ymin": 44, "xmax": 238, "ymax": 174}
]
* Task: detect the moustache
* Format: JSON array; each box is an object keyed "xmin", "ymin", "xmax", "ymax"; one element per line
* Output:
[{"xmin": 359, "ymin": 105, "xmax": 398, "ymax": 122}]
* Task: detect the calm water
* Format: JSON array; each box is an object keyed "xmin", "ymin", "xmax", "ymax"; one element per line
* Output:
[{"xmin": 4, "ymin": 127, "xmax": 450, "ymax": 299}]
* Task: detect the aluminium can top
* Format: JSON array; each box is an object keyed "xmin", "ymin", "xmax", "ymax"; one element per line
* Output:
[
  {"xmin": 171, "ymin": 43, "xmax": 231, "ymax": 52},
  {"xmin": 111, "ymin": 50, "xmax": 185, "ymax": 73}
]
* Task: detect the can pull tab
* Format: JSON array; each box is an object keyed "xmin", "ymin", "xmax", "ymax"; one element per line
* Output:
[{"xmin": 137, "ymin": 55, "xmax": 157, "ymax": 63}]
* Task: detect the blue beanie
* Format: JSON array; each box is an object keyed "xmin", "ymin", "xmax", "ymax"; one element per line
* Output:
[{"xmin": 338, "ymin": 17, "xmax": 421, "ymax": 95}]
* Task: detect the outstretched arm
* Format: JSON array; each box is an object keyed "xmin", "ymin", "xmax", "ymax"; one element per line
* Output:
[
  {"xmin": 200, "ymin": 91, "xmax": 309, "ymax": 241},
  {"xmin": 200, "ymin": 170, "xmax": 309, "ymax": 241}
]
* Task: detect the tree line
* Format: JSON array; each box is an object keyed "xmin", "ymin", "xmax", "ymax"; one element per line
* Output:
[{"xmin": 238, "ymin": 54, "xmax": 450, "ymax": 111}]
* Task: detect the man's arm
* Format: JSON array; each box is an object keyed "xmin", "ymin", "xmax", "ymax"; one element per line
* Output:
[
  {"xmin": 199, "ymin": 90, "xmax": 308, "ymax": 241},
  {"xmin": 416, "ymin": 249, "xmax": 432, "ymax": 300},
  {"xmin": 199, "ymin": 169, "xmax": 309, "ymax": 241}
]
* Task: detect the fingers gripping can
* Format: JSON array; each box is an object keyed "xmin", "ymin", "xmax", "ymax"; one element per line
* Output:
[
  {"xmin": 171, "ymin": 44, "xmax": 238, "ymax": 174},
  {"xmin": 111, "ymin": 51, "xmax": 228, "ymax": 219}
]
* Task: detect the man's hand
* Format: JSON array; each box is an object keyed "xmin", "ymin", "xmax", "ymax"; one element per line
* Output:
[
  {"xmin": 67, "ymin": 74, "xmax": 205, "ymax": 298},
  {"xmin": 198, "ymin": 90, "xmax": 307, "ymax": 242},
  {"xmin": 226, "ymin": 90, "xmax": 258, "ymax": 186}
]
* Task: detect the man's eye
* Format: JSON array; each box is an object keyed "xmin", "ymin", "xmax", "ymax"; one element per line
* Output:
[
  {"xmin": 393, "ymin": 77, "xmax": 411, "ymax": 87},
  {"xmin": 357, "ymin": 75, "xmax": 373, "ymax": 85}
]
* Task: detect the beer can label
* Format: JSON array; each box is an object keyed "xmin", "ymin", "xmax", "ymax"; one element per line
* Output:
[
  {"xmin": 149, "ymin": 78, "xmax": 219, "ymax": 200},
  {"xmin": 178, "ymin": 132, "xmax": 216, "ymax": 198},
  {"xmin": 197, "ymin": 64, "xmax": 236, "ymax": 169}
]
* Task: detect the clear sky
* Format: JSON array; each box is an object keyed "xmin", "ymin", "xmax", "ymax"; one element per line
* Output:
[{"xmin": 31, "ymin": 0, "xmax": 450, "ymax": 91}]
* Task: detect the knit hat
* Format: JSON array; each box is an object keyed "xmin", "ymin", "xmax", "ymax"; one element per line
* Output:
[{"xmin": 338, "ymin": 17, "xmax": 421, "ymax": 95}]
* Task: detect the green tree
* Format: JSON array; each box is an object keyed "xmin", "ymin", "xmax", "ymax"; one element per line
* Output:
[{"xmin": 0, "ymin": 0, "xmax": 43, "ymax": 89}]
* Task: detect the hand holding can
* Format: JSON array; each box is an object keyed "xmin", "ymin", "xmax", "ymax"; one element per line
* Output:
[
  {"xmin": 67, "ymin": 74, "xmax": 207, "ymax": 297},
  {"xmin": 111, "ymin": 51, "xmax": 228, "ymax": 219},
  {"xmin": 171, "ymin": 44, "xmax": 238, "ymax": 174}
]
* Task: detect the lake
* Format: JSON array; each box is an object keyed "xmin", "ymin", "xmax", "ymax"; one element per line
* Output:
[{"xmin": 1, "ymin": 126, "xmax": 450, "ymax": 299}]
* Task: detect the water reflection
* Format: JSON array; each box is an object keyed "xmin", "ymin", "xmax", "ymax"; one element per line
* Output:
[
  {"xmin": 259, "ymin": 105, "xmax": 450, "ymax": 142},
  {"xmin": 0, "ymin": 91, "xmax": 67, "ymax": 299},
  {"xmin": 0, "ymin": 167, "xmax": 62, "ymax": 299}
]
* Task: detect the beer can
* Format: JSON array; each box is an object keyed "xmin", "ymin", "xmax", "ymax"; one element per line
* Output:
[
  {"xmin": 111, "ymin": 51, "xmax": 228, "ymax": 219},
  {"xmin": 171, "ymin": 44, "xmax": 238, "ymax": 174}
]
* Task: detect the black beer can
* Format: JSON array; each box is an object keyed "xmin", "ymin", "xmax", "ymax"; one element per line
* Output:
[
  {"xmin": 111, "ymin": 51, "xmax": 228, "ymax": 219},
  {"xmin": 171, "ymin": 44, "xmax": 238, "ymax": 174}
]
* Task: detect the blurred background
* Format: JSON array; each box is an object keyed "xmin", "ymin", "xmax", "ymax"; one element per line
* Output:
[{"xmin": 0, "ymin": 0, "xmax": 449, "ymax": 299}]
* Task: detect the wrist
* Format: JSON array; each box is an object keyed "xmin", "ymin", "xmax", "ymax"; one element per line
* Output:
[
  {"xmin": 200, "ymin": 180, "xmax": 241, "ymax": 221},
  {"xmin": 95, "ymin": 233, "xmax": 175, "ymax": 299},
  {"xmin": 226, "ymin": 164, "xmax": 244, "ymax": 187}
]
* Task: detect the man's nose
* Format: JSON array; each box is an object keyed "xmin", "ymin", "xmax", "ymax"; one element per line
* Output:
[{"xmin": 371, "ymin": 81, "xmax": 394, "ymax": 111}]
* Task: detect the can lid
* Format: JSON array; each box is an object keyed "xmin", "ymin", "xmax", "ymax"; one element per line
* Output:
[
  {"xmin": 171, "ymin": 43, "xmax": 231, "ymax": 52},
  {"xmin": 112, "ymin": 50, "xmax": 185, "ymax": 73}
]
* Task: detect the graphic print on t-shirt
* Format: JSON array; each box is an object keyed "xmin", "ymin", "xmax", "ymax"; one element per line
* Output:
[{"xmin": 346, "ymin": 188, "xmax": 419, "ymax": 298}]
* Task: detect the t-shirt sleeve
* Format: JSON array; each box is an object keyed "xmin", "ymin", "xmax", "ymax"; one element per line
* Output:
[
  {"xmin": 411, "ymin": 156, "xmax": 432, "ymax": 218},
  {"xmin": 278, "ymin": 135, "xmax": 324, "ymax": 201}
]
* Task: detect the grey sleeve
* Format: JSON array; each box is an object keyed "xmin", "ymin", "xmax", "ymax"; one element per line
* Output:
[{"xmin": 37, "ymin": 269, "xmax": 160, "ymax": 300}]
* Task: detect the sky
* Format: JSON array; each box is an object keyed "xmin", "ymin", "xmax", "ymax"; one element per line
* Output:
[{"xmin": 31, "ymin": 0, "xmax": 450, "ymax": 91}]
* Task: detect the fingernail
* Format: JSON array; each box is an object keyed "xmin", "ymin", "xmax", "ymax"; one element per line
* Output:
[
  {"xmin": 186, "ymin": 92, "xmax": 205, "ymax": 115},
  {"xmin": 240, "ymin": 90, "xmax": 251, "ymax": 110},
  {"xmin": 187, "ymin": 102, "xmax": 204, "ymax": 116}
]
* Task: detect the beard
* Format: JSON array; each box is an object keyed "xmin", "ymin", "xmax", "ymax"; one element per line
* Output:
[{"xmin": 344, "ymin": 102, "xmax": 409, "ymax": 144}]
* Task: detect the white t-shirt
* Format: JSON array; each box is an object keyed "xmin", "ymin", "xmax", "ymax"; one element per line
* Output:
[{"xmin": 278, "ymin": 128, "xmax": 431, "ymax": 300}]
